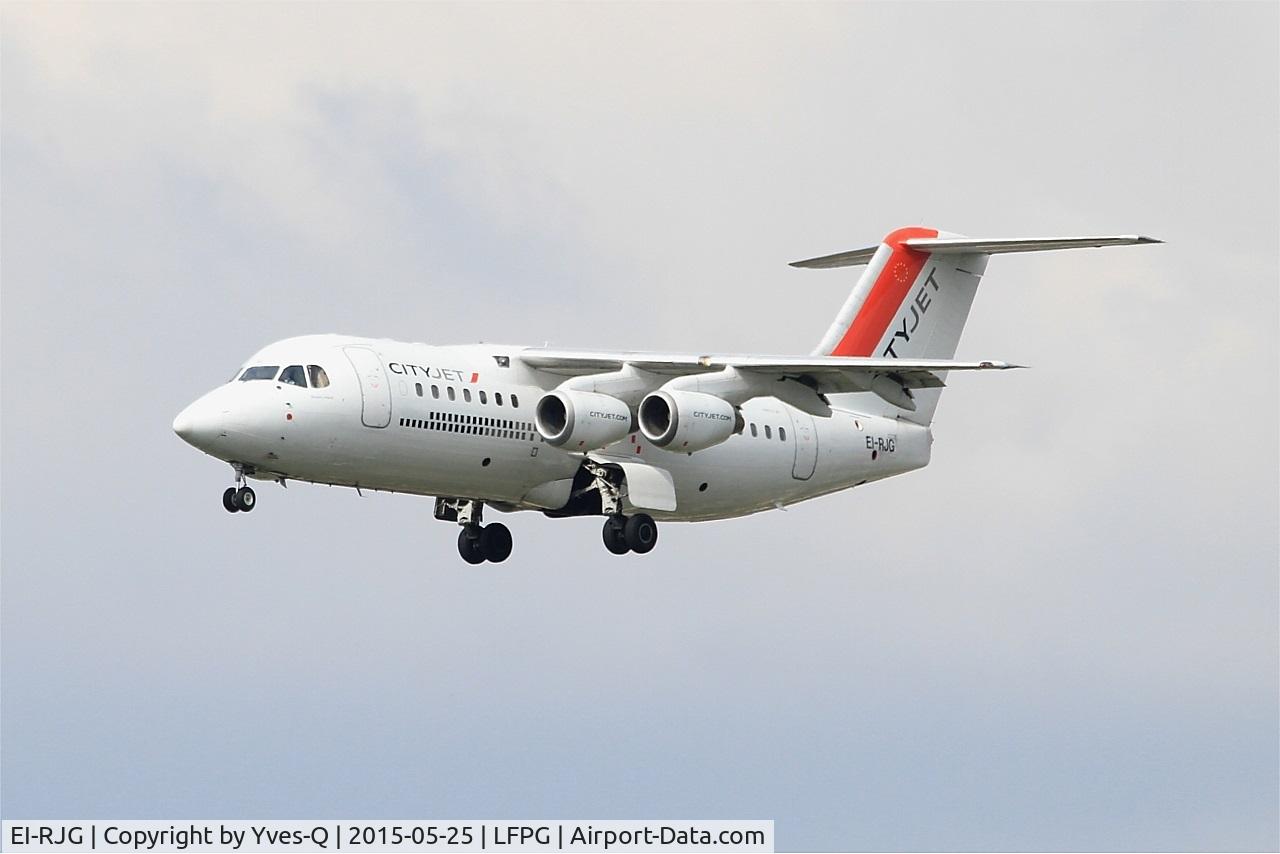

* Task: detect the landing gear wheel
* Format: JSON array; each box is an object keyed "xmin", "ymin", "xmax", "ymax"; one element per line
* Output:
[
  {"xmin": 458, "ymin": 526, "xmax": 485, "ymax": 564},
  {"xmin": 233, "ymin": 486, "xmax": 256, "ymax": 512},
  {"xmin": 479, "ymin": 523, "xmax": 513, "ymax": 563},
  {"xmin": 222, "ymin": 487, "xmax": 240, "ymax": 513},
  {"xmin": 602, "ymin": 517, "xmax": 629, "ymax": 555},
  {"xmin": 624, "ymin": 513, "xmax": 658, "ymax": 554}
]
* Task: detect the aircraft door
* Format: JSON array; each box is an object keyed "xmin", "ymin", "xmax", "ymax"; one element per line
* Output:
[
  {"xmin": 343, "ymin": 346, "xmax": 392, "ymax": 428},
  {"xmin": 789, "ymin": 409, "xmax": 818, "ymax": 480}
]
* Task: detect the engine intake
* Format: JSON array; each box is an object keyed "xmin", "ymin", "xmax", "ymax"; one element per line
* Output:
[
  {"xmin": 535, "ymin": 390, "xmax": 633, "ymax": 450},
  {"xmin": 638, "ymin": 390, "xmax": 741, "ymax": 453}
]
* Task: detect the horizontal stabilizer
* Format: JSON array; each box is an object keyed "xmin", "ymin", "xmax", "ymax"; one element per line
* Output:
[
  {"xmin": 903, "ymin": 235, "xmax": 1162, "ymax": 255},
  {"xmin": 788, "ymin": 246, "xmax": 879, "ymax": 269},
  {"xmin": 790, "ymin": 234, "xmax": 1160, "ymax": 268}
]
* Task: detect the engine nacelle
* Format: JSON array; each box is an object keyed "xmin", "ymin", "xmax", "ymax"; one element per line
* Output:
[
  {"xmin": 638, "ymin": 390, "xmax": 741, "ymax": 453},
  {"xmin": 535, "ymin": 389, "xmax": 633, "ymax": 450}
]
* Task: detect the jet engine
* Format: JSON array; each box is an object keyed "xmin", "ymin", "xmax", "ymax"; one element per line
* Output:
[
  {"xmin": 638, "ymin": 390, "xmax": 742, "ymax": 453},
  {"xmin": 535, "ymin": 390, "xmax": 633, "ymax": 451}
]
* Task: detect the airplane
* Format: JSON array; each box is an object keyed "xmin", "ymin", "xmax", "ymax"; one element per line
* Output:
[{"xmin": 173, "ymin": 226, "xmax": 1159, "ymax": 563}]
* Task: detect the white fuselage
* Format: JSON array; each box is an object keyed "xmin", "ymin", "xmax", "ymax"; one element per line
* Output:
[{"xmin": 174, "ymin": 335, "xmax": 931, "ymax": 521}]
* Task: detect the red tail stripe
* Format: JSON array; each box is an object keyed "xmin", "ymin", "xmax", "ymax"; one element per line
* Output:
[{"xmin": 830, "ymin": 226, "xmax": 938, "ymax": 357}]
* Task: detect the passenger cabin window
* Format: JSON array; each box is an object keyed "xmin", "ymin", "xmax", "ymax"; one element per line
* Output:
[
  {"xmin": 307, "ymin": 365, "xmax": 330, "ymax": 388},
  {"xmin": 495, "ymin": 392, "xmax": 504, "ymax": 406},
  {"xmin": 463, "ymin": 388, "xmax": 472, "ymax": 403},
  {"xmin": 750, "ymin": 423, "xmax": 758, "ymax": 437},
  {"xmin": 765, "ymin": 425, "xmax": 772, "ymax": 439},
  {"xmin": 779, "ymin": 427, "xmax": 787, "ymax": 442},
  {"xmin": 447, "ymin": 387, "xmax": 456, "ymax": 401},
  {"xmin": 240, "ymin": 365, "xmax": 279, "ymax": 381},
  {"xmin": 511, "ymin": 394, "xmax": 519, "ymax": 408},
  {"xmin": 279, "ymin": 365, "xmax": 307, "ymax": 387},
  {"xmin": 415, "ymin": 383, "xmax": 423, "ymax": 397},
  {"xmin": 431, "ymin": 385, "xmax": 440, "ymax": 399},
  {"xmin": 479, "ymin": 391, "xmax": 488, "ymax": 405}
]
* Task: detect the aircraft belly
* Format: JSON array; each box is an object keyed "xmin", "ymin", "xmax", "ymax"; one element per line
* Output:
[{"xmin": 357, "ymin": 429, "xmax": 573, "ymax": 501}]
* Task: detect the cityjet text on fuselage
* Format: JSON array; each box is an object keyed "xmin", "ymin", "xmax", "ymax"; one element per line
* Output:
[{"xmin": 387, "ymin": 362, "xmax": 475, "ymax": 383}]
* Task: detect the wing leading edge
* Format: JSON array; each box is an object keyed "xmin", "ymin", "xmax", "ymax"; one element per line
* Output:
[{"xmin": 520, "ymin": 350, "xmax": 1019, "ymax": 402}]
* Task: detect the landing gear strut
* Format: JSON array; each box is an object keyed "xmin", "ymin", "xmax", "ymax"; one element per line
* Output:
[
  {"xmin": 437, "ymin": 497, "xmax": 513, "ymax": 564},
  {"xmin": 579, "ymin": 460, "xmax": 658, "ymax": 557},
  {"xmin": 222, "ymin": 464, "xmax": 256, "ymax": 513}
]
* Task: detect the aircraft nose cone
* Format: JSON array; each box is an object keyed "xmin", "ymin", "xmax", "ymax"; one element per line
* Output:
[
  {"xmin": 172, "ymin": 397, "xmax": 224, "ymax": 450},
  {"xmin": 172, "ymin": 408, "xmax": 195, "ymax": 440}
]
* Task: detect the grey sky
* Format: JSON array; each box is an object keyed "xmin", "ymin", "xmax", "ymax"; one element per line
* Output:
[{"xmin": 2, "ymin": 2, "xmax": 1277, "ymax": 850}]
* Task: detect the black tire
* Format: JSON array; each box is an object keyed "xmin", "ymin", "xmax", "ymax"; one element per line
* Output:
[
  {"xmin": 222, "ymin": 487, "xmax": 240, "ymax": 513},
  {"xmin": 624, "ymin": 513, "xmax": 658, "ymax": 554},
  {"xmin": 602, "ymin": 517, "xmax": 629, "ymax": 555},
  {"xmin": 458, "ymin": 527, "xmax": 486, "ymax": 564},
  {"xmin": 234, "ymin": 486, "xmax": 256, "ymax": 512},
  {"xmin": 479, "ymin": 523, "xmax": 513, "ymax": 563}
]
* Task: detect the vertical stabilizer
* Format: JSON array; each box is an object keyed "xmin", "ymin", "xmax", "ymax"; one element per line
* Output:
[
  {"xmin": 809, "ymin": 227, "xmax": 987, "ymax": 424},
  {"xmin": 796, "ymin": 228, "xmax": 1159, "ymax": 424}
]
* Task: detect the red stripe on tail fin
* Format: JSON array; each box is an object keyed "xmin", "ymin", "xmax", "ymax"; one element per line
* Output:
[{"xmin": 829, "ymin": 226, "xmax": 938, "ymax": 356}]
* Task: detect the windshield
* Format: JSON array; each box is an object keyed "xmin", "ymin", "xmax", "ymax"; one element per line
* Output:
[
  {"xmin": 239, "ymin": 365, "xmax": 279, "ymax": 381},
  {"xmin": 279, "ymin": 365, "xmax": 307, "ymax": 387}
]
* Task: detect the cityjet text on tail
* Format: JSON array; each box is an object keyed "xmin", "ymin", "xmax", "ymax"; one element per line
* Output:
[{"xmin": 174, "ymin": 227, "xmax": 1159, "ymax": 563}]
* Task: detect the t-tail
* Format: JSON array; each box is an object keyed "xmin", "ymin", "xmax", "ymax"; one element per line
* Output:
[{"xmin": 794, "ymin": 227, "xmax": 1161, "ymax": 424}]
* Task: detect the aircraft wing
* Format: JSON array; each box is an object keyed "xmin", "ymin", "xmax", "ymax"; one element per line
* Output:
[{"xmin": 519, "ymin": 350, "xmax": 1020, "ymax": 394}]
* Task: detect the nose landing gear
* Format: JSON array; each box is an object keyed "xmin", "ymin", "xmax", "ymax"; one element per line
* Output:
[
  {"xmin": 222, "ymin": 464, "xmax": 256, "ymax": 512},
  {"xmin": 222, "ymin": 486, "xmax": 256, "ymax": 512}
]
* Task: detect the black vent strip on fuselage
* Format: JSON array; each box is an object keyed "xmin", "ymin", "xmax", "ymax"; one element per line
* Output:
[{"xmin": 398, "ymin": 410, "xmax": 536, "ymax": 443}]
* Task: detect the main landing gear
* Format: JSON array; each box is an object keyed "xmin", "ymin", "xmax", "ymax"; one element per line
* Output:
[
  {"xmin": 580, "ymin": 460, "xmax": 659, "ymax": 557},
  {"xmin": 602, "ymin": 513, "xmax": 658, "ymax": 556},
  {"xmin": 436, "ymin": 497, "xmax": 512, "ymax": 564},
  {"xmin": 436, "ymin": 460, "xmax": 662, "ymax": 563},
  {"xmin": 222, "ymin": 464, "xmax": 256, "ymax": 513},
  {"xmin": 457, "ymin": 523, "xmax": 513, "ymax": 564}
]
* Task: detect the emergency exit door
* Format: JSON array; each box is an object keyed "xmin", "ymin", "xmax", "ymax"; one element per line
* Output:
[{"xmin": 789, "ymin": 410, "xmax": 818, "ymax": 480}]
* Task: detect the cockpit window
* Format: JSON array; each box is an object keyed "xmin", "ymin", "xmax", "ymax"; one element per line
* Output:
[
  {"xmin": 279, "ymin": 365, "xmax": 307, "ymax": 387},
  {"xmin": 308, "ymin": 365, "xmax": 330, "ymax": 388},
  {"xmin": 239, "ymin": 365, "xmax": 280, "ymax": 381}
]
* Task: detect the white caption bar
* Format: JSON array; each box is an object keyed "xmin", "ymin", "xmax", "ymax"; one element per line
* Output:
[{"xmin": 2, "ymin": 821, "xmax": 773, "ymax": 853}]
